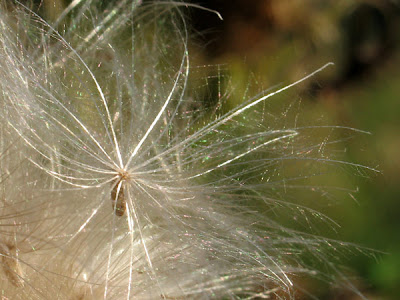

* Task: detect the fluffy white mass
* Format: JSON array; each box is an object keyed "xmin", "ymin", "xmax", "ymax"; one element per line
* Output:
[{"xmin": 0, "ymin": 1, "xmax": 373, "ymax": 299}]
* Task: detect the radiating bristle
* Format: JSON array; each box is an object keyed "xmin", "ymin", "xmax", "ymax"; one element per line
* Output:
[{"xmin": 0, "ymin": 1, "xmax": 374, "ymax": 299}]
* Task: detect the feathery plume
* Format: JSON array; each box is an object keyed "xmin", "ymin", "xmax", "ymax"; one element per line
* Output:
[{"xmin": 0, "ymin": 1, "xmax": 374, "ymax": 299}]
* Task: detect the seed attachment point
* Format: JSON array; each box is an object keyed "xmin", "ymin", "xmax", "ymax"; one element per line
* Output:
[{"xmin": 111, "ymin": 170, "xmax": 130, "ymax": 216}]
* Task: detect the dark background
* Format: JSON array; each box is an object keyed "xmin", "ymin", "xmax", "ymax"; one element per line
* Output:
[{"xmin": 188, "ymin": 1, "xmax": 400, "ymax": 299}]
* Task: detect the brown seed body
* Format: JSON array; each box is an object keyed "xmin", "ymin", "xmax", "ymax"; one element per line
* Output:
[
  {"xmin": 0, "ymin": 243, "xmax": 24, "ymax": 287},
  {"xmin": 111, "ymin": 179, "xmax": 126, "ymax": 216}
]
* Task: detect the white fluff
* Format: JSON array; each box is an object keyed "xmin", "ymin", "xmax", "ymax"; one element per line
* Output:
[{"xmin": 0, "ymin": 1, "xmax": 373, "ymax": 299}]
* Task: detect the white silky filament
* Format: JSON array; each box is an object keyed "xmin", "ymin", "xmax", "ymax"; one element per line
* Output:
[{"xmin": 0, "ymin": 1, "xmax": 373, "ymax": 299}]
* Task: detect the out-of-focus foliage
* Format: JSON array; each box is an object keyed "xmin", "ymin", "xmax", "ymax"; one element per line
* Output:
[{"xmin": 190, "ymin": 0, "xmax": 400, "ymax": 299}]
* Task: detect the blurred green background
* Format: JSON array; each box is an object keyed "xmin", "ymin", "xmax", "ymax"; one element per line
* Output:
[
  {"xmin": 31, "ymin": 0, "xmax": 400, "ymax": 298},
  {"xmin": 189, "ymin": 0, "xmax": 400, "ymax": 299}
]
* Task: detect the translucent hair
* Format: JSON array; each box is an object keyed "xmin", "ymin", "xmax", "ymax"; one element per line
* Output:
[{"xmin": 0, "ymin": 1, "xmax": 374, "ymax": 299}]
